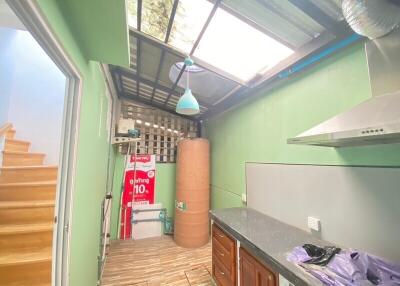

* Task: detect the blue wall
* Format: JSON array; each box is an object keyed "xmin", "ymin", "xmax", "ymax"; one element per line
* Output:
[{"xmin": 0, "ymin": 27, "xmax": 66, "ymax": 164}]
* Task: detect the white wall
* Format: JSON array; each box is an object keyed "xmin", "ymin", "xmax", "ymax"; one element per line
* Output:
[
  {"xmin": 246, "ymin": 163, "xmax": 400, "ymax": 262},
  {"xmin": 0, "ymin": 27, "xmax": 66, "ymax": 164},
  {"xmin": 0, "ymin": 29, "xmax": 13, "ymax": 125},
  {"xmin": 0, "ymin": 0, "xmax": 25, "ymax": 31}
]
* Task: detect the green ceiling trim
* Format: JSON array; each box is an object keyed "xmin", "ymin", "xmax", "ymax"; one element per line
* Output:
[{"xmin": 58, "ymin": 0, "xmax": 130, "ymax": 68}]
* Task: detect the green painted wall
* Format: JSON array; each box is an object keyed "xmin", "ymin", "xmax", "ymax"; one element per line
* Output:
[
  {"xmin": 57, "ymin": 0, "xmax": 130, "ymax": 68},
  {"xmin": 155, "ymin": 163, "xmax": 176, "ymax": 218},
  {"xmin": 37, "ymin": 1, "xmax": 114, "ymax": 285},
  {"xmin": 205, "ymin": 43, "xmax": 400, "ymax": 209},
  {"xmin": 109, "ymin": 153, "xmax": 176, "ymax": 239}
]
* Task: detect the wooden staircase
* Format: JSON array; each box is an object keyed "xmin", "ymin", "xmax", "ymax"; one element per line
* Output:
[{"xmin": 0, "ymin": 125, "xmax": 56, "ymax": 286}]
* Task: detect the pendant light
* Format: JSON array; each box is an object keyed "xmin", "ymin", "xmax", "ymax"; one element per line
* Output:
[{"xmin": 176, "ymin": 57, "xmax": 200, "ymax": 115}]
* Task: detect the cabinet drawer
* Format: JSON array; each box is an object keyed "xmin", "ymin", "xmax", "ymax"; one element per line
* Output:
[
  {"xmin": 213, "ymin": 258, "xmax": 233, "ymax": 286},
  {"xmin": 213, "ymin": 237, "xmax": 233, "ymax": 267},
  {"xmin": 212, "ymin": 224, "xmax": 235, "ymax": 254},
  {"xmin": 213, "ymin": 237, "xmax": 235, "ymax": 281}
]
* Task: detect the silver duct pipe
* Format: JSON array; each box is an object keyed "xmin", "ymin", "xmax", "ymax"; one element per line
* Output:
[{"xmin": 342, "ymin": 0, "xmax": 400, "ymax": 39}]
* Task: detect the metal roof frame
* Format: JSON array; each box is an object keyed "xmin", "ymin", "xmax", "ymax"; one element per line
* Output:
[
  {"xmin": 150, "ymin": 0, "xmax": 179, "ymax": 102},
  {"xmin": 112, "ymin": 66, "xmax": 211, "ymax": 108},
  {"xmin": 128, "ymin": 29, "xmax": 246, "ymax": 85},
  {"xmin": 136, "ymin": 0, "xmax": 142, "ymax": 97},
  {"xmin": 110, "ymin": 0, "xmax": 358, "ymax": 120},
  {"xmin": 201, "ymin": 29, "xmax": 362, "ymax": 119},
  {"xmin": 163, "ymin": 0, "xmax": 222, "ymax": 106}
]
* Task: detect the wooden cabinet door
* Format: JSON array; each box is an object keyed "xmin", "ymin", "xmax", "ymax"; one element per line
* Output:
[
  {"xmin": 240, "ymin": 247, "xmax": 276, "ymax": 286},
  {"xmin": 240, "ymin": 247, "xmax": 256, "ymax": 286},
  {"xmin": 255, "ymin": 263, "xmax": 275, "ymax": 286}
]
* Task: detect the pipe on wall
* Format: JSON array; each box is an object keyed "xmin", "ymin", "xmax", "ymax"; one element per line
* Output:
[{"xmin": 278, "ymin": 33, "xmax": 362, "ymax": 79}]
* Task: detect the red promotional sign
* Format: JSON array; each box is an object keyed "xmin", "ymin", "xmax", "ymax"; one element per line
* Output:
[{"xmin": 119, "ymin": 154, "xmax": 156, "ymax": 239}]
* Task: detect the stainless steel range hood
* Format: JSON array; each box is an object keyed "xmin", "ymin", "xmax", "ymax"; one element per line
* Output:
[{"xmin": 287, "ymin": 27, "xmax": 400, "ymax": 147}]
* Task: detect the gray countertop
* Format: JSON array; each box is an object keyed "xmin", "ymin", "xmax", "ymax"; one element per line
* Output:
[{"xmin": 210, "ymin": 207, "xmax": 332, "ymax": 286}]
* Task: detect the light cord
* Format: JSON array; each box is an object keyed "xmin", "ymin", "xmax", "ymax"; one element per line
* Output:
[{"xmin": 186, "ymin": 64, "xmax": 190, "ymax": 89}]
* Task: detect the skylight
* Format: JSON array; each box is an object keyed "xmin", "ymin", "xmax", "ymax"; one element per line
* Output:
[
  {"xmin": 193, "ymin": 7, "xmax": 294, "ymax": 81},
  {"xmin": 127, "ymin": 0, "xmax": 174, "ymax": 41},
  {"xmin": 168, "ymin": 0, "xmax": 213, "ymax": 53},
  {"xmin": 127, "ymin": 0, "xmax": 294, "ymax": 82}
]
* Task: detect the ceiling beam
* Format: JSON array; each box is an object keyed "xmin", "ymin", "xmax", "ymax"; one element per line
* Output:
[
  {"xmin": 136, "ymin": 0, "xmax": 142, "ymax": 97},
  {"xmin": 150, "ymin": 51, "xmax": 165, "ymax": 102},
  {"xmin": 190, "ymin": 0, "xmax": 221, "ymax": 55},
  {"xmin": 120, "ymin": 93, "xmax": 200, "ymax": 121},
  {"xmin": 164, "ymin": 0, "xmax": 222, "ymax": 106},
  {"xmin": 164, "ymin": 0, "xmax": 179, "ymax": 43},
  {"xmin": 110, "ymin": 66, "xmax": 211, "ymax": 108},
  {"xmin": 163, "ymin": 67, "xmax": 185, "ymax": 106}
]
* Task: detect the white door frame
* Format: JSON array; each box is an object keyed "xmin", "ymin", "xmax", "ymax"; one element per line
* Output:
[
  {"xmin": 98, "ymin": 64, "xmax": 119, "ymax": 281},
  {"xmin": 6, "ymin": 1, "xmax": 83, "ymax": 285}
]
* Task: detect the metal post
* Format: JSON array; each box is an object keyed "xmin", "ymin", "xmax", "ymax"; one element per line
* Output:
[
  {"xmin": 118, "ymin": 142, "xmax": 131, "ymax": 239},
  {"xmin": 130, "ymin": 141, "xmax": 138, "ymax": 239}
]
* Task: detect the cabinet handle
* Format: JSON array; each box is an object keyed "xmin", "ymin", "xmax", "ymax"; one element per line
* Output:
[
  {"xmin": 219, "ymin": 270, "xmax": 225, "ymax": 276},
  {"xmin": 217, "ymin": 250, "xmax": 225, "ymax": 257},
  {"xmin": 217, "ymin": 233, "xmax": 224, "ymax": 238}
]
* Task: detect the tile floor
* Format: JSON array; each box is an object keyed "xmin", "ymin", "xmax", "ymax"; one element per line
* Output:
[{"xmin": 101, "ymin": 235, "xmax": 212, "ymax": 286}]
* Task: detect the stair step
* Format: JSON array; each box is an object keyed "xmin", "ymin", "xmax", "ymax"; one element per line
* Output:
[
  {"xmin": 5, "ymin": 129, "xmax": 15, "ymax": 140},
  {"xmin": 0, "ymin": 181, "xmax": 56, "ymax": 201},
  {"xmin": 4, "ymin": 139, "xmax": 30, "ymax": 152},
  {"xmin": 0, "ymin": 247, "xmax": 51, "ymax": 266},
  {"xmin": 0, "ymin": 200, "xmax": 54, "ymax": 209},
  {"xmin": 0, "ymin": 222, "xmax": 53, "ymax": 235},
  {"xmin": 0, "ymin": 166, "xmax": 58, "ymax": 183},
  {"xmin": 0, "ymin": 126, "xmax": 53, "ymax": 286},
  {"xmin": 0, "ymin": 248, "xmax": 51, "ymax": 285},
  {"xmin": 0, "ymin": 223, "xmax": 53, "ymax": 253},
  {"xmin": 0, "ymin": 200, "xmax": 54, "ymax": 225},
  {"xmin": 2, "ymin": 151, "xmax": 45, "ymax": 167}
]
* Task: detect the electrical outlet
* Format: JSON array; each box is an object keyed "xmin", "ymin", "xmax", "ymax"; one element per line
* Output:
[
  {"xmin": 307, "ymin": 216, "xmax": 321, "ymax": 232},
  {"xmin": 241, "ymin": 193, "xmax": 247, "ymax": 203}
]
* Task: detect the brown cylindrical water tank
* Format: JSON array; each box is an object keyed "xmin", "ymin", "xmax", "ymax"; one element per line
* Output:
[{"xmin": 174, "ymin": 138, "xmax": 210, "ymax": 248}]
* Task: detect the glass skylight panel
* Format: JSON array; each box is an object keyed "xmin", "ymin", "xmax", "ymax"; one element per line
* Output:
[
  {"xmin": 168, "ymin": 0, "xmax": 213, "ymax": 53},
  {"xmin": 142, "ymin": 0, "xmax": 174, "ymax": 41},
  {"xmin": 127, "ymin": 0, "xmax": 138, "ymax": 29},
  {"xmin": 127, "ymin": 0, "xmax": 174, "ymax": 41},
  {"xmin": 193, "ymin": 8, "xmax": 294, "ymax": 81}
]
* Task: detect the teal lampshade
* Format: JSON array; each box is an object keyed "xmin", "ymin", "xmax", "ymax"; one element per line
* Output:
[{"xmin": 176, "ymin": 88, "xmax": 200, "ymax": 115}]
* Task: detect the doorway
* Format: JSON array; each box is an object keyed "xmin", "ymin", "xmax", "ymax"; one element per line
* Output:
[{"xmin": 3, "ymin": 1, "xmax": 83, "ymax": 285}]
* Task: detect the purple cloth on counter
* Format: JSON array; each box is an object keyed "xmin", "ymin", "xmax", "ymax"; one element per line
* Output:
[{"xmin": 287, "ymin": 246, "xmax": 400, "ymax": 286}]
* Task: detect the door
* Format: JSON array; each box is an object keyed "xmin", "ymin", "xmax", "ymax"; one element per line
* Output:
[
  {"xmin": 240, "ymin": 247, "xmax": 276, "ymax": 286},
  {"xmin": 240, "ymin": 247, "xmax": 256, "ymax": 286},
  {"xmin": 6, "ymin": 2, "xmax": 84, "ymax": 285},
  {"xmin": 255, "ymin": 263, "xmax": 275, "ymax": 286}
]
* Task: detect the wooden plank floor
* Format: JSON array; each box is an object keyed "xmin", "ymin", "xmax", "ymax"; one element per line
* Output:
[{"xmin": 101, "ymin": 236, "xmax": 212, "ymax": 286}]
